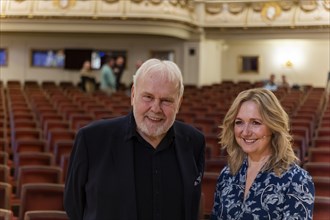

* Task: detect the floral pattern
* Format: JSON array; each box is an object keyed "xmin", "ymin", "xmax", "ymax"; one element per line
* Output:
[{"xmin": 210, "ymin": 158, "xmax": 315, "ymax": 220}]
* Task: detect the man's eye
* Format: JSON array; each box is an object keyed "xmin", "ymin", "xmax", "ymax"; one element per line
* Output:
[
  {"xmin": 142, "ymin": 96, "xmax": 152, "ymax": 101},
  {"xmin": 162, "ymin": 100, "xmax": 173, "ymax": 106}
]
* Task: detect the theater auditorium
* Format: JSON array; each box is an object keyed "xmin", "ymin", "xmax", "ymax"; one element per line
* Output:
[{"xmin": 0, "ymin": 0, "xmax": 329, "ymax": 219}]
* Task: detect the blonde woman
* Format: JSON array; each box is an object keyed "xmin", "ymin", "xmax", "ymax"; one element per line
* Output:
[{"xmin": 210, "ymin": 88, "xmax": 314, "ymax": 219}]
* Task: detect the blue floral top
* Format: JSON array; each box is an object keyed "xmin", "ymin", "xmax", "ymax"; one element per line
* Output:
[{"xmin": 210, "ymin": 158, "xmax": 315, "ymax": 220}]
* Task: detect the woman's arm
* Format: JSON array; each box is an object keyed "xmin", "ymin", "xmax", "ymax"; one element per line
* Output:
[{"xmin": 283, "ymin": 167, "xmax": 315, "ymax": 220}]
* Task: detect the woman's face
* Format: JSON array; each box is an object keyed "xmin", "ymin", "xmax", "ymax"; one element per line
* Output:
[{"xmin": 234, "ymin": 101, "xmax": 272, "ymax": 160}]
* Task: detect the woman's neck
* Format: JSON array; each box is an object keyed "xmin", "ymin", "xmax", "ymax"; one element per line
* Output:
[{"xmin": 248, "ymin": 154, "xmax": 270, "ymax": 168}]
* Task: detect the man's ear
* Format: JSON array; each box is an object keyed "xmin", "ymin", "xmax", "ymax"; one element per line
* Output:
[
  {"xmin": 177, "ymin": 96, "xmax": 183, "ymax": 114},
  {"xmin": 130, "ymin": 84, "xmax": 135, "ymax": 106}
]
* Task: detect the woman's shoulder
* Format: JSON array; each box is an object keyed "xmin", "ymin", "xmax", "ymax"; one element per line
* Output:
[
  {"xmin": 218, "ymin": 165, "xmax": 232, "ymax": 180},
  {"xmin": 278, "ymin": 163, "xmax": 314, "ymax": 185}
]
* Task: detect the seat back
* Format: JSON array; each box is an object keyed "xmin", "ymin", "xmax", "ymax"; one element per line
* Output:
[
  {"xmin": 0, "ymin": 139, "xmax": 7, "ymax": 153},
  {"xmin": 201, "ymin": 172, "xmax": 218, "ymax": 216},
  {"xmin": 0, "ymin": 183, "xmax": 12, "ymax": 209},
  {"xmin": 24, "ymin": 210, "xmax": 68, "ymax": 220},
  {"xmin": 60, "ymin": 154, "xmax": 70, "ymax": 183},
  {"xmin": 313, "ymin": 176, "xmax": 330, "ymax": 197},
  {"xmin": 19, "ymin": 183, "xmax": 65, "ymax": 220},
  {"xmin": 11, "ymin": 120, "xmax": 38, "ymax": 131},
  {"xmin": 313, "ymin": 197, "xmax": 330, "ymax": 220},
  {"xmin": 0, "ymin": 165, "xmax": 10, "ymax": 182},
  {"xmin": 313, "ymin": 137, "xmax": 330, "ymax": 148},
  {"xmin": 0, "ymin": 208, "xmax": 13, "ymax": 220},
  {"xmin": 308, "ymin": 148, "xmax": 330, "ymax": 163},
  {"xmin": 47, "ymin": 130, "xmax": 75, "ymax": 152},
  {"xmin": 205, "ymin": 157, "xmax": 227, "ymax": 173},
  {"xmin": 17, "ymin": 165, "xmax": 62, "ymax": 197},
  {"xmin": 69, "ymin": 114, "xmax": 94, "ymax": 131},
  {"xmin": 43, "ymin": 120, "xmax": 70, "ymax": 138},
  {"xmin": 53, "ymin": 140, "xmax": 73, "ymax": 165},
  {"xmin": 12, "ymin": 128, "xmax": 43, "ymax": 152},
  {"xmin": 0, "ymin": 152, "xmax": 8, "ymax": 165},
  {"xmin": 14, "ymin": 152, "xmax": 55, "ymax": 180},
  {"xmin": 14, "ymin": 140, "xmax": 46, "ymax": 154},
  {"xmin": 304, "ymin": 162, "xmax": 330, "ymax": 178}
]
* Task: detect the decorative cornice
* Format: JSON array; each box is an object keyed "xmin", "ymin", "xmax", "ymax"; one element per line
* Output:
[
  {"xmin": 0, "ymin": 0, "xmax": 329, "ymax": 36},
  {"xmin": 103, "ymin": 0, "xmax": 119, "ymax": 3},
  {"xmin": 53, "ymin": 0, "xmax": 76, "ymax": 9}
]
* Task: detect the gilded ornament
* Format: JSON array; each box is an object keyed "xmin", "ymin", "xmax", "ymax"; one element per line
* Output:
[
  {"xmin": 169, "ymin": 0, "xmax": 178, "ymax": 6},
  {"xmin": 261, "ymin": 2, "xmax": 282, "ymax": 23},
  {"xmin": 53, "ymin": 0, "xmax": 76, "ymax": 9},
  {"xmin": 300, "ymin": 0, "xmax": 317, "ymax": 12},
  {"xmin": 278, "ymin": 1, "xmax": 293, "ymax": 11},
  {"xmin": 252, "ymin": 2, "xmax": 264, "ymax": 12},
  {"xmin": 323, "ymin": 0, "xmax": 330, "ymax": 10},
  {"xmin": 103, "ymin": 0, "xmax": 119, "ymax": 2},
  {"xmin": 178, "ymin": 0, "xmax": 187, "ymax": 7},
  {"xmin": 131, "ymin": 0, "xmax": 143, "ymax": 3},
  {"xmin": 205, "ymin": 3, "xmax": 222, "ymax": 15},
  {"xmin": 150, "ymin": 0, "xmax": 162, "ymax": 5},
  {"xmin": 228, "ymin": 3, "xmax": 245, "ymax": 14}
]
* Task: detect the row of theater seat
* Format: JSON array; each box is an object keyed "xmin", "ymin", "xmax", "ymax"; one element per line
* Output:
[
  {"xmin": 0, "ymin": 80, "xmax": 135, "ymax": 219},
  {"xmin": 0, "ymin": 80, "xmax": 329, "ymax": 219}
]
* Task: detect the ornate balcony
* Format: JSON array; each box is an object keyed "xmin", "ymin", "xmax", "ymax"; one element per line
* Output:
[{"xmin": 1, "ymin": 0, "xmax": 329, "ymax": 39}]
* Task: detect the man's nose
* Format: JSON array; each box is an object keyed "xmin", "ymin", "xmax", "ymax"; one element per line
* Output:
[{"xmin": 151, "ymin": 100, "xmax": 161, "ymax": 112}]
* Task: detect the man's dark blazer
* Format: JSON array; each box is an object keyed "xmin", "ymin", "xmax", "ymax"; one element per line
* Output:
[{"xmin": 64, "ymin": 113, "xmax": 205, "ymax": 220}]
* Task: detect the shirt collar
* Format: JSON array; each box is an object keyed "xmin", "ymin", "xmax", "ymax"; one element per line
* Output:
[{"xmin": 128, "ymin": 112, "xmax": 175, "ymax": 144}]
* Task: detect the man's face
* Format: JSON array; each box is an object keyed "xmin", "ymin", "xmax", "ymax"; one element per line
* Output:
[{"xmin": 131, "ymin": 71, "xmax": 182, "ymax": 143}]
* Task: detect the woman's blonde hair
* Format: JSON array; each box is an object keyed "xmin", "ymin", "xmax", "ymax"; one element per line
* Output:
[{"xmin": 220, "ymin": 88, "xmax": 298, "ymax": 176}]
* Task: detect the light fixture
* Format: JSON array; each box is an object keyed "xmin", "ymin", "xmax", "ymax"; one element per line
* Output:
[{"xmin": 285, "ymin": 60, "xmax": 293, "ymax": 68}]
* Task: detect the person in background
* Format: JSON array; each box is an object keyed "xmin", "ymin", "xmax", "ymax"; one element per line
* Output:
[
  {"xmin": 64, "ymin": 58, "xmax": 205, "ymax": 220},
  {"xmin": 263, "ymin": 73, "xmax": 278, "ymax": 91},
  {"xmin": 279, "ymin": 74, "xmax": 291, "ymax": 92},
  {"xmin": 80, "ymin": 60, "xmax": 95, "ymax": 93},
  {"xmin": 125, "ymin": 59, "xmax": 144, "ymax": 97},
  {"xmin": 55, "ymin": 49, "xmax": 65, "ymax": 67},
  {"xmin": 113, "ymin": 55, "xmax": 125, "ymax": 90},
  {"xmin": 135, "ymin": 59, "xmax": 144, "ymax": 70},
  {"xmin": 100, "ymin": 56, "xmax": 116, "ymax": 95},
  {"xmin": 210, "ymin": 88, "xmax": 314, "ymax": 219}
]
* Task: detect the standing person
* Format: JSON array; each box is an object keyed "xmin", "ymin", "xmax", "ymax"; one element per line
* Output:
[
  {"xmin": 100, "ymin": 56, "xmax": 116, "ymax": 95},
  {"xmin": 125, "ymin": 59, "xmax": 144, "ymax": 97},
  {"xmin": 280, "ymin": 74, "xmax": 291, "ymax": 92},
  {"xmin": 210, "ymin": 88, "xmax": 314, "ymax": 219},
  {"xmin": 80, "ymin": 60, "xmax": 95, "ymax": 93},
  {"xmin": 113, "ymin": 55, "xmax": 125, "ymax": 90},
  {"xmin": 64, "ymin": 58, "xmax": 205, "ymax": 220}
]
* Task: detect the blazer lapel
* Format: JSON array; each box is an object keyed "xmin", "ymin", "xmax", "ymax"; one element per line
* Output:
[{"xmin": 175, "ymin": 133, "xmax": 195, "ymax": 220}]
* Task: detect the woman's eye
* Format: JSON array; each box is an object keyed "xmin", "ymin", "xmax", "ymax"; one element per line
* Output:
[
  {"xmin": 234, "ymin": 120, "xmax": 243, "ymax": 125},
  {"xmin": 252, "ymin": 121, "xmax": 261, "ymax": 125}
]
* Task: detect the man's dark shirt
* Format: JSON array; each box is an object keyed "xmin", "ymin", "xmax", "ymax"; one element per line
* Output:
[{"xmin": 131, "ymin": 124, "xmax": 184, "ymax": 220}]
